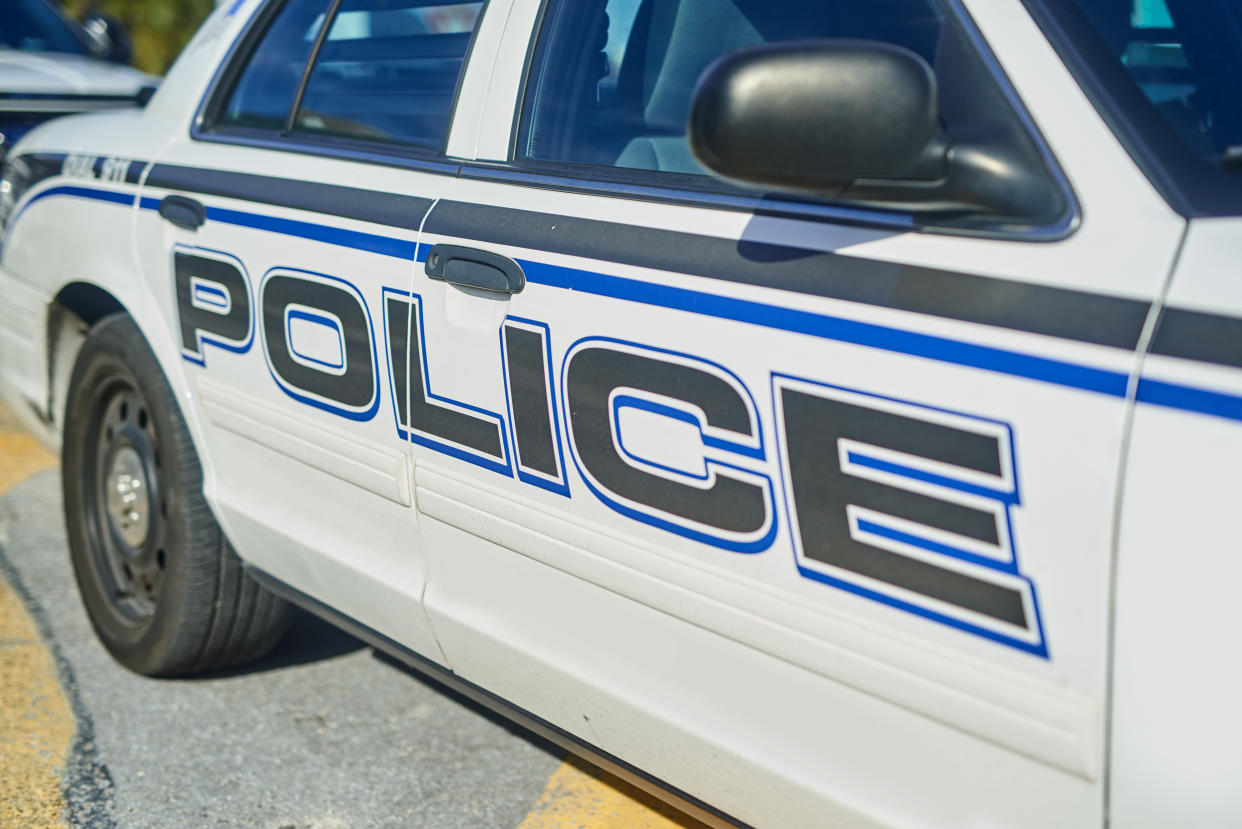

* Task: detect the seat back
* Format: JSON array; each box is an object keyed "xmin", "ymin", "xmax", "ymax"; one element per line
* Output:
[{"xmin": 612, "ymin": 0, "xmax": 939, "ymax": 173}]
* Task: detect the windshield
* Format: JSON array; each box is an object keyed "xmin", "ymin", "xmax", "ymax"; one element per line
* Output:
[{"xmin": 0, "ymin": 0, "xmax": 89, "ymax": 56}]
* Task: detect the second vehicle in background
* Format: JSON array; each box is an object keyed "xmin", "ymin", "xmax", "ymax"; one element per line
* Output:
[{"xmin": 0, "ymin": 0, "xmax": 153, "ymax": 157}]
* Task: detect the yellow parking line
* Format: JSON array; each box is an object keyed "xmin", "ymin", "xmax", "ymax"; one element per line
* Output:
[
  {"xmin": 0, "ymin": 401, "xmax": 72, "ymax": 828},
  {"xmin": 1, "ymin": 398, "xmax": 705, "ymax": 828},
  {"xmin": 519, "ymin": 754, "xmax": 706, "ymax": 829},
  {"xmin": 0, "ymin": 405, "xmax": 56, "ymax": 496}
]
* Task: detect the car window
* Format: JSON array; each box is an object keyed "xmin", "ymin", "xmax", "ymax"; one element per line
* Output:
[
  {"xmin": 216, "ymin": 0, "xmax": 331, "ymax": 132},
  {"xmin": 291, "ymin": 0, "xmax": 484, "ymax": 150},
  {"xmin": 1067, "ymin": 0, "xmax": 1242, "ymax": 167},
  {"xmin": 516, "ymin": 0, "xmax": 1025, "ymax": 181},
  {"xmin": 1, "ymin": 0, "xmax": 89, "ymax": 55}
]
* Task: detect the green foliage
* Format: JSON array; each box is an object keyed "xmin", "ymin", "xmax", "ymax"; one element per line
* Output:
[{"xmin": 61, "ymin": 0, "xmax": 216, "ymax": 75}]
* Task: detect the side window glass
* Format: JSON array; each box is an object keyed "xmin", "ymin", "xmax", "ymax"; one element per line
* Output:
[
  {"xmin": 292, "ymin": 0, "xmax": 484, "ymax": 150},
  {"xmin": 1073, "ymin": 0, "xmax": 1242, "ymax": 165},
  {"xmin": 517, "ymin": 1, "xmax": 1025, "ymax": 184},
  {"xmin": 216, "ymin": 0, "xmax": 331, "ymax": 131}
]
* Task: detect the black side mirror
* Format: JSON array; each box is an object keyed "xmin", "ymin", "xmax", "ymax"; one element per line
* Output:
[
  {"xmin": 83, "ymin": 14, "xmax": 133, "ymax": 66},
  {"xmin": 690, "ymin": 40, "xmax": 942, "ymax": 197},
  {"xmin": 689, "ymin": 40, "xmax": 1065, "ymax": 222}
]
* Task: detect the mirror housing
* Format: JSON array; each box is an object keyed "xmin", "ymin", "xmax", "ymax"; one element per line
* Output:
[
  {"xmin": 689, "ymin": 40, "xmax": 1064, "ymax": 222},
  {"xmin": 84, "ymin": 14, "xmax": 133, "ymax": 66},
  {"xmin": 691, "ymin": 40, "xmax": 941, "ymax": 195}
]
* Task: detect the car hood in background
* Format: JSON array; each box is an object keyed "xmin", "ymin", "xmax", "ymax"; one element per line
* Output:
[{"xmin": 0, "ymin": 48, "xmax": 154, "ymax": 109}]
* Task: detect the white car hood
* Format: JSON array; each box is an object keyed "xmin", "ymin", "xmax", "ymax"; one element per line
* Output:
[{"xmin": 0, "ymin": 49, "xmax": 154, "ymax": 97}]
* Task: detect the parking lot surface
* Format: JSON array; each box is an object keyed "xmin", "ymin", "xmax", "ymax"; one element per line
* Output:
[{"xmin": 0, "ymin": 403, "xmax": 699, "ymax": 828}]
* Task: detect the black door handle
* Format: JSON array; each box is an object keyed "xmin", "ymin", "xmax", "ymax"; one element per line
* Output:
[
  {"xmin": 158, "ymin": 195, "xmax": 206, "ymax": 231},
  {"xmin": 424, "ymin": 244, "xmax": 525, "ymax": 294}
]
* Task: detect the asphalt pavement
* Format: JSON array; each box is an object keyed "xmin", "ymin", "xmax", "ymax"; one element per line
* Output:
[{"xmin": 0, "ymin": 403, "xmax": 698, "ymax": 828}]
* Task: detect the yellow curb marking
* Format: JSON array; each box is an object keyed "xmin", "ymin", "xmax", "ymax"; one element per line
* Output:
[
  {"xmin": 519, "ymin": 754, "xmax": 707, "ymax": 829},
  {"xmin": 0, "ymin": 401, "xmax": 71, "ymax": 828}
]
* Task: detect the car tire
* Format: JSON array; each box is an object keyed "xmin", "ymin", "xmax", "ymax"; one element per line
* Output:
[{"xmin": 62, "ymin": 313, "xmax": 290, "ymax": 676}]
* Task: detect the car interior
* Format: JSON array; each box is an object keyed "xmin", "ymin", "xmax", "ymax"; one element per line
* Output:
[
  {"xmin": 1073, "ymin": 0, "xmax": 1242, "ymax": 164},
  {"xmin": 518, "ymin": 0, "xmax": 1039, "ymax": 186},
  {"xmin": 294, "ymin": 1, "xmax": 483, "ymax": 148}
]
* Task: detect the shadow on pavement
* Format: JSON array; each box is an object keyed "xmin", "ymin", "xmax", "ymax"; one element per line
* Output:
[
  {"xmin": 371, "ymin": 650, "xmax": 709, "ymax": 827},
  {"xmin": 195, "ymin": 606, "xmax": 367, "ymax": 679},
  {"xmin": 370, "ymin": 649, "xmax": 563, "ymax": 760}
]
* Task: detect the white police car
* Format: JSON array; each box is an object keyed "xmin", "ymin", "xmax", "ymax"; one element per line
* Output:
[
  {"xmin": 0, "ymin": 0, "xmax": 153, "ymax": 157},
  {"xmin": 0, "ymin": 0, "xmax": 1238, "ymax": 826}
]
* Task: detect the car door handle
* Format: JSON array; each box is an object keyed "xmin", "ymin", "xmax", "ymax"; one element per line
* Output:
[
  {"xmin": 158, "ymin": 195, "xmax": 206, "ymax": 231},
  {"xmin": 424, "ymin": 244, "xmax": 525, "ymax": 294}
]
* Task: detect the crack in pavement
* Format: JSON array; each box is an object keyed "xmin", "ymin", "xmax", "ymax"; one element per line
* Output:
[
  {"xmin": 1, "ymin": 400, "xmax": 115, "ymax": 827},
  {"xmin": 0, "ymin": 542, "xmax": 117, "ymax": 828}
]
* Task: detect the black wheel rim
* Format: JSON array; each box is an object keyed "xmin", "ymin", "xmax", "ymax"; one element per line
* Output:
[{"xmin": 82, "ymin": 370, "xmax": 167, "ymax": 625}]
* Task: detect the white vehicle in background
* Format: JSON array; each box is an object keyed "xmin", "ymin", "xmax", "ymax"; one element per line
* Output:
[
  {"xmin": 0, "ymin": 0, "xmax": 153, "ymax": 157},
  {"xmin": 0, "ymin": 0, "xmax": 1239, "ymax": 826}
]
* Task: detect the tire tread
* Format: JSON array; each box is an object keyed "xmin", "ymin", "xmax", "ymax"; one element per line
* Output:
[{"xmin": 63, "ymin": 314, "xmax": 290, "ymax": 677}]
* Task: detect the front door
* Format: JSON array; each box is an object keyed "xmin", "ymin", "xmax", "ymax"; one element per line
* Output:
[{"xmin": 409, "ymin": 0, "xmax": 1188, "ymax": 825}]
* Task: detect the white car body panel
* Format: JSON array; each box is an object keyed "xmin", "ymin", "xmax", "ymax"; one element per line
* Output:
[
  {"xmin": 1109, "ymin": 216, "xmax": 1242, "ymax": 827},
  {"xmin": 442, "ymin": 0, "xmax": 512, "ymax": 161},
  {"xmin": 411, "ymin": 4, "xmax": 1181, "ymax": 825},
  {"xmin": 0, "ymin": 0, "xmax": 1236, "ymax": 825},
  {"xmin": 131, "ymin": 137, "xmax": 454, "ymax": 661},
  {"xmin": 0, "ymin": 110, "xmax": 177, "ymax": 426}
]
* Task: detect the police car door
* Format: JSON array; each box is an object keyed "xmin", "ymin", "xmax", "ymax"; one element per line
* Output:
[
  {"xmin": 134, "ymin": 0, "xmax": 491, "ymax": 656},
  {"xmin": 412, "ymin": 1, "xmax": 1184, "ymax": 826}
]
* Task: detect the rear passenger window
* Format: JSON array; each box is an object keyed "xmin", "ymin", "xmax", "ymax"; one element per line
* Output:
[
  {"xmin": 294, "ymin": 0, "xmax": 483, "ymax": 149},
  {"xmin": 216, "ymin": 0, "xmax": 328, "ymax": 132},
  {"xmin": 517, "ymin": 0, "xmax": 1019, "ymax": 184},
  {"xmin": 212, "ymin": 0, "xmax": 483, "ymax": 153}
]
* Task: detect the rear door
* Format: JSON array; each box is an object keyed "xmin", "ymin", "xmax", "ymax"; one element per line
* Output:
[
  {"xmin": 133, "ymin": 0, "xmax": 494, "ymax": 655},
  {"xmin": 410, "ymin": 0, "xmax": 1186, "ymax": 825}
]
